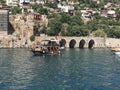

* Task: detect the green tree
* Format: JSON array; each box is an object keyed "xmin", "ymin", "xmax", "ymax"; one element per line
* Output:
[
  {"xmin": 11, "ymin": 6, "xmax": 21, "ymax": 14},
  {"xmin": 45, "ymin": 3, "xmax": 57, "ymax": 9},
  {"xmin": 94, "ymin": 13, "xmax": 102, "ymax": 20},
  {"xmin": 38, "ymin": 8, "xmax": 48, "ymax": 15},
  {"xmin": 93, "ymin": 29, "xmax": 106, "ymax": 37},
  {"xmin": 0, "ymin": 0, "xmax": 5, "ymax": 3},
  {"xmin": 71, "ymin": 26, "xmax": 82, "ymax": 36},
  {"xmin": 108, "ymin": 20, "xmax": 115, "ymax": 26},
  {"xmin": 97, "ymin": 24, "xmax": 110, "ymax": 34},
  {"xmin": 97, "ymin": 2, "xmax": 105, "ymax": 8},
  {"xmin": 60, "ymin": 13, "xmax": 71, "ymax": 24},
  {"xmin": 31, "ymin": 3, "xmax": 42, "ymax": 12},
  {"xmin": 107, "ymin": 27, "xmax": 120, "ymax": 38},
  {"xmin": 80, "ymin": 25, "xmax": 90, "ymax": 36},
  {"xmin": 99, "ymin": 17, "xmax": 109, "ymax": 25},
  {"xmin": 61, "ymin": 23, "xmax": 69, "ymax": 36},
  {"xmin": 116, "ymin": 8, "xmax": 120, "ymax": 15},
  {"xmin": 31, "ymin": 3, "xmax": 48, "ymax": 15},
  {"xmin": 46, "ymin": 20, "xmax": 62, "ymax": 36},
  {"xmin": 30, "ymin": 35, "xmax": 35, "ymax": 42},
  {"xmin": 47, "ymin": 13, "xmax": 61, "ymax": 20},
  {"xmin": 70, "ymin": 16, "xmax": 84, "ymax": 25},
  {"xmin": 66, "ymin": 25, "xmax": 89, "ymax": 36},
  {"xmin": 87, "ymin": 20, "xmax": 98, "ymax": 31},
  {"xmin": 89, "ymin": 1, "xmax": 98, "ymax": 8}
]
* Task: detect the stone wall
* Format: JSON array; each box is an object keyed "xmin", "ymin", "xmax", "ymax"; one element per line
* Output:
[
  {"xmin": 0, "ymin": 10, "xmax": 8, "ymax": 35},
  {"xmin": 36, "ymin": 36, "xmax": 120, "ymax": 48}
]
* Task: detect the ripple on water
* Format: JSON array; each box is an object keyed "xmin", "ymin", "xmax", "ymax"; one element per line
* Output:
[{"xmin": 0, "ymin": 48, "xmax": 120, "ymax": 89}]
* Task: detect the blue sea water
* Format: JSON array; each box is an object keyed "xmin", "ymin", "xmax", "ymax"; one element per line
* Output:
[{"xmin": 0, "ymin": 48, "xmax": 120, "ymax": 90}]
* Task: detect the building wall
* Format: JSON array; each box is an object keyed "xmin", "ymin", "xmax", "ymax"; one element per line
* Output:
[{"xmin": 6, "ymin": 0, "xmax": 18, "ymax": 6}]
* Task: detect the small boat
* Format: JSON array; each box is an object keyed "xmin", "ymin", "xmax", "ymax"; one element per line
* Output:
[
  {"xmin": 111, "ymin": 47, "xmax": 120, "ymax": 56},
  {"xmin": 111, "ymin": 47, "xmax": 120, "ymax": 52},
  {"xmin": 31, "ymin": 39, "xmax": 60, "ymax": 55},
  {"xmin": 114, "ymin": 52, "xmax": 120, "ymax": 55}
]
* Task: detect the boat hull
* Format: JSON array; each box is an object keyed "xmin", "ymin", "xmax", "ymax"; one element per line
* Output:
[
  {"xmin": 31, "ymin": 39, "xmax": 61, "ymax": 55},
  {"xmin": 31, "ymin": 46, "xmax": 60, "ymax": 55},
  {"xmin": 111, "ymin": 47, "xmax": 120, "ymax": 52}
]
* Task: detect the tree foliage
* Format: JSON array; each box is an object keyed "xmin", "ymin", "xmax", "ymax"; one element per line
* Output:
[
  {"xmin": 87, "ymin": 20, "xmax": 98, "ymax": 31},
  {"xmin": 31, "ymin": 3, "xmax": 48, "ymax": 15},
  {"xmin": 71, "ymin": 16, "xmax": 84, "ymax": 25},
  {"xmin": 11, "ymin": 6, "xmax": 21, "ymax": 14},
  {"xmin": 43, "ymin": 0, "xmax": 120, "ymax": 38},
  {"xmin": 60, "ymin": 13, "xmax": 71, "ymax": 24},
  {"xmin": 45, "ymin": 3, "xmax": 57, "ymax": 9},
  {"xmin": 38, "ymin": 8, "xmax": 48, "ymax": 15},
  {"xmin": 107, "ymin": 27, "xmax": 120, "ymax": 38},
  {"xmin": 31, "ymin": 3, "xmax": 42, "ymax": 12},
  {"xmin": 93, "ymin": 29, "xmax": 106, "ymax": 37},
  {"xmin": 0, "ymin": 0, "xmax": 5, "ymax": 3},
  {"xmin": 46, "ymin": 20, "xmax": 62, "ymax": 36},
  {"xmin": 30, "ymin": 35, "xmax": 35, "ymax": 42}
]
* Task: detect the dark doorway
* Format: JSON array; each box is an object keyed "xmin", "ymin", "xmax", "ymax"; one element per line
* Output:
[
  {"xmin": 8, "ymin": 22, "xmax": 15, "ymax": 34},
  {"xmin": 79, "ymin": 39, "xmax": 86, "ymax": 48},
  {"xmin": 69, "ymin": 39, "xmax": 76, "ymax": 48},
  {"xmin": 59, "ymin": 39, "xmax": 66, "ymax": 47},
  {"xmin": 33, "ymin": 26, "xmax": 40, "ymax": 36},
  {"xmin": 88, "ymin": 39, "xmax": 95, "ymax": 48}
]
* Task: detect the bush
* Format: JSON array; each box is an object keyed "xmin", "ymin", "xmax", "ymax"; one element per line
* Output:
[
  {"xmin": 30, "ymin": 35, "xmax": 35, "ymax": 42},
  {"xmin": 93, "ymin": 29, "xmax": 106, "ymax": 37}
]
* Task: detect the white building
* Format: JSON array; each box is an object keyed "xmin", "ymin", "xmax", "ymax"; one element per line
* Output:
[
  {"xmin": 19, "ymin": 0, "xmax": 30, "ymax": 6},
  {"xmin": 19, "ymin": 0, "xmax": 30, "ymax": 4},
  {"xmin": 58, "ymin": 4, "xmax": 74, "ymax": 13},
  {"xmin": 6, "ymin": 0, "xmax": 18, "ymax": 6}
]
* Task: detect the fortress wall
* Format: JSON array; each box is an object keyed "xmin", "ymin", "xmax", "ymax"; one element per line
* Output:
[
  {"xmin": 36, "ymin": 36, "xmax": 120, "ymax": 48},
  {"xmin": 60, "ymin": 37, "xmax": 106, "ymax": 48},
  {"xmin": 105, "ymin": 38, "xmax": 120, "ymax": 47},
  {"xmin": 0, "ymin": 35, "xmax": 120, "ymax": 48}
]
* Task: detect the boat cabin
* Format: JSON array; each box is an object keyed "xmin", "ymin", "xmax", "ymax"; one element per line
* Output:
[{"xmin": 32, "ymin": 39, "xmax": 60, "ymax": 55}]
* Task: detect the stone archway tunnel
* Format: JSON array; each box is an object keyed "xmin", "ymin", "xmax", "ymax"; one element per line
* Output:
[
  {"xmin": 58, "ymin": 37, "xmax": 105, "ymax": 48},
  {"xmin": 40, "ymin": 36, "xmax": 120, "ymax": 48}
]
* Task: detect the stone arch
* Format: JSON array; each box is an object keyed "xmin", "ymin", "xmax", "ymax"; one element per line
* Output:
[
  {"xmin": 59, "ymin": 39, "xmax": 66, "ymax": 47},
  {"xmin": 79, "ymin": 39, "xmax": 86, "ymax": 48},
  {"xmin": 88, "ymin": 39, "xmax": 95, "ymax": 48},
  {"xmin": 69, "ymin": 39, "xmax": 76, "ymax": 48}
]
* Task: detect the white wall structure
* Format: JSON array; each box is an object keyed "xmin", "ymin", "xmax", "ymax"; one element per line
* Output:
[
  {"xmin": 6, "ymin": 0, "xmax": 18, "ymax": 6},
  {"xmin": 19, "ymin": 0, "xmax": 30, "ymax": 4}
]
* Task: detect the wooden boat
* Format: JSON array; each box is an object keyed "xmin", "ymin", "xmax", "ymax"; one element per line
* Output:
[{"xmin": 31, "ymin": 39, "xmax": 60, "ymax": 55}]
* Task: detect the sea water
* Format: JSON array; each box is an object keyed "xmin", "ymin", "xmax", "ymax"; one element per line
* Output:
[{"xmin": 0, "ymin": 48, "xmax": 120, "ymax": 90}]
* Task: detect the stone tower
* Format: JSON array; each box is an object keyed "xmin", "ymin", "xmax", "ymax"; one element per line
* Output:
[{"xmin": 0, "ymin": 10, "xmax": 9, "ymax": 35}]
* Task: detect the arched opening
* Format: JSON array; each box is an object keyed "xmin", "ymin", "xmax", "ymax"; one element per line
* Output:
[
  {"xmin": 59, "ymin": 39, "xmax": 66, "ymax": 47},
  {"xmin": 88, "ymin": 39, "xmax": 95, "ymax": 48},
  {"xmin": 79, "ymin": 39, "xmax": 86, "ymax": 49},
  {"xmin": 69, "ymin": 39, "xmax": 76, "ymax": 48}
]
